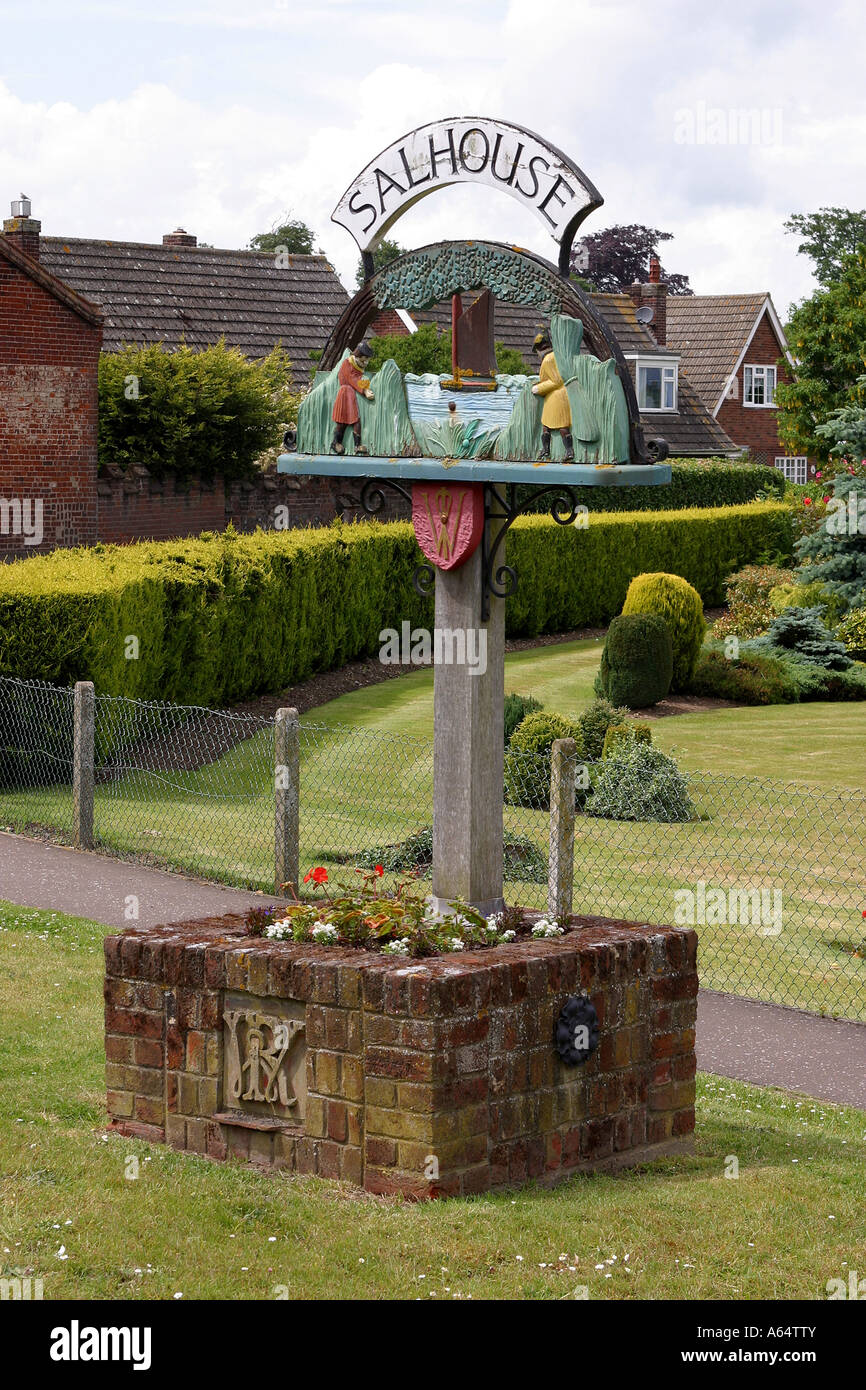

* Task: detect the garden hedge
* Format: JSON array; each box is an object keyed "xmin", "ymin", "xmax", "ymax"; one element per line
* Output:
[
  {"xmin": 515, "ymin": 459, "xmax": 784, "ymax": 514},
  {"xmin": 0, "ymin": 503, "xmax": 793, "ymax": 706}
]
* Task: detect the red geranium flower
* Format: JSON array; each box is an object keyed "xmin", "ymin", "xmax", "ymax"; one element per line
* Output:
[
  {"xmin": 803, "ymin": 497, "xmax": 812, "ymax": 506},
  {"xmin": 304, "ymin": 866, "xmax": 328, "ymax": 885},
  {"xmin": 374, "ymin": 864, "xmax": 384, "ymax": 877}
]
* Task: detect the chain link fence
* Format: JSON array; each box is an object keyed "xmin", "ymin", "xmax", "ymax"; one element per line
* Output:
[{"xmin": 1, "ymin": 674, "xmax": 864, "ymax": 1021}]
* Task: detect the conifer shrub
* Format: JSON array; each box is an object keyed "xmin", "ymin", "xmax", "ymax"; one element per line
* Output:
[
  {"xmin": 587, "ymin": 741, "xmax": 694, "ymax": 824},
  {"xmin": 601, "ymin": 720, "xmax": 653, "ymax": 759},
  {"xmin": 504, "ymin": 712, "xmax": 583, "ymax": 810},
  {"xmin": 503, "ymin": 692, "xmax": 544, "ymax": 746},
  {"xmin": 576, "ymin": 698, "xmax": 630, "ymax": 761},
  {"xmin": 749, "ymin": 606, "xmax": 852, "ymax": 669},
  {"xmin": 621, "ymin": 572, "xmax": 705, "ymax": 691},
  {"xmin": 596, "ymin": 612, "xmax": 673, "ymax": 708}
]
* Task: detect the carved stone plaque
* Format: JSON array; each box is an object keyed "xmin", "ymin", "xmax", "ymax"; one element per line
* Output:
[{"xmin": 222, "ymin": 992, "xmax": 306, "ymax": 1123}]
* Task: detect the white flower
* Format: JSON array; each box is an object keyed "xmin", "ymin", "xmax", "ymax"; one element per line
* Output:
[
  {"xmin": 486, "ymin": 913, "xmax": 502, "ymax": 931},
  {"xmin": 501, "ymin": 930, "xmax": 516, "ymax": 942},
  {"xmin": 531, "ymin": 919, "xmax": 564, "ymax": 939},
  {"xmin": 449, "ymin": 938, "xmax": 465, "ymax": 951},
  {"xmin": 382, "ymin": 937, "xmax": 411, "ymax": 956},
  {"xmin": 311, "ymin": 921, "xmax": 338, "ymax": 942},
  {"xmin": 265, "ymin": 918, "xmax": 293, "ymax": 940}
]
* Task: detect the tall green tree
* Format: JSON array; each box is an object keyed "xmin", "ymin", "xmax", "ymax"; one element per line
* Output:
[
  {"xmin": 249, "ymin": 218, "xmax": 317, "ymax": 255},
  {"xmin": 775, "ymin": 251, "xmax": 866, "ymax": 459},
  {"xmin": 784, "ymin": 207, "xmax": 866, "ymax": 288},
  {"xmin": 355, "ymin": 237, "xmax": 406, "ymax": 287}
]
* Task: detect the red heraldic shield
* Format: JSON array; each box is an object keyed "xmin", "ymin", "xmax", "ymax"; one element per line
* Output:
[{"xmin": 412, "ymin": 482, "xmax": 485, "ymax": 570}]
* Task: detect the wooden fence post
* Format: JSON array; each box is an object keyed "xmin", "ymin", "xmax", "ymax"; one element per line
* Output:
[
  {"xmin": 274, "ymin": 706, "xmax": 300, "ymax": 895},
  {"xmin": 548, "ymin": 737, "xmax": 577, "ymax": 919},
  {"xmin": 73, "ymin": 680, "xmax": 95, "ymax": 850}
]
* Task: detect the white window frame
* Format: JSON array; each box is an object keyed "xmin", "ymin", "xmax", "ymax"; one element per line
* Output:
[
  {"xmin": 774, "ymin": 455, "xmax": 808, "ymax": 484},
  {"xmin": 633, "ymin": 358, "xmax": 678, "ymax": 412},
  {"xmin": 743, "ymin": 364, "xmax": 777, "ymax": 407}
]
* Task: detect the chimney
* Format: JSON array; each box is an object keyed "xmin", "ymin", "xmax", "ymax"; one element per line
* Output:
[
  {"xmin": 629, "ymin": 256, "xmax": 667, "ymax": 346},
  {"xmin": 162, "ymin": 227, "xmax": 197, "ymax": 248},
  {"xmin": 3, "ymin": 194, "xmax": 41, "ymax": 260}
]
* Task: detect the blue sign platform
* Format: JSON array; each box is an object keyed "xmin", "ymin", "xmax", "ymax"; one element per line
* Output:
[{"xmin": 277, "ymin": 455, "xmax": 672, "ymax": 488}]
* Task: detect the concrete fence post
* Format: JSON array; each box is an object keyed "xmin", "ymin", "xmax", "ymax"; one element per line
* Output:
[
  {"xmin": 73, "ymin": 680, "xmax": 95, "ymax": 851},
  {"xmin": 274, "ymin": 706, "xmax": 300, "ymax": 895},
  {"xmin": 548, "ymin": 737, "xmax": 577, "ymax": 919}
]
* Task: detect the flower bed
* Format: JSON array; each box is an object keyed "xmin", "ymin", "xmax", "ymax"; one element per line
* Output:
[
  {"xmin": 104, "ymin": 911, "xmax": 698, "ymax": 1198},
  {"xmin": 246, "ymin": 866, "xmax": 566, "ymax": 957}
]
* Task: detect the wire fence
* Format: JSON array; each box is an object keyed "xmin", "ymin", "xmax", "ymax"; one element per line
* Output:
[{"xmin": 1, "ymin": 674, "xmax": 864, "ymax": 1022}]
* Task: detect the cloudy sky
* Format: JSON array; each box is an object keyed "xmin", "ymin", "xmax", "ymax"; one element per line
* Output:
[{"xmin": 1, "ymin": 0, "xmax": 863, "ymax": 315}]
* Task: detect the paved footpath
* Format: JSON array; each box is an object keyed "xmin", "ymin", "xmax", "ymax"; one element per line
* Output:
[{"xmin": 2, "ymin": 832, "xmax": 865, "ymax": 1111}]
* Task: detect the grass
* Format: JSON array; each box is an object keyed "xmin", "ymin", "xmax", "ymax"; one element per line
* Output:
[
  {"xmin": 2, "ymin": 640, "xmax": 864, "ymax": 1019},
  {"xmin": 1, "ymin": 900, "xmax": 864, "ymax": 1302}
]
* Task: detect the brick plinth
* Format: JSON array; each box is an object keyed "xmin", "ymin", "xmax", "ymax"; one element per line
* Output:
[{"xmin": 104, "ymin": 913, "xmax": 697, "ymax": 1197}]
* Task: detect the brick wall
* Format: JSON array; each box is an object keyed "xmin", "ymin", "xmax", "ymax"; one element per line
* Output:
[
  {"xmin": 0, "ymin": 251, "xmax": 101, "ymax": 558},
  {"xmin": 105, "ymin": 912, "xmax": 698, "ymax": 1197},
  {"xmin": 96, "ymin": 466, "xmax": 409, "ymax": 543},
  {"xmin": 716, "ymin": 310, "xmax": 816, "ymax": 476},
  {"xmin": 368, "ymin": 310, "xmax": 411, "ymax": 338}
]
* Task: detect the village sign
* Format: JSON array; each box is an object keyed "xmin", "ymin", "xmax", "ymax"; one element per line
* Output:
[{"xmin": 332, "ymin": 116, "xmax": 603, "ymax": 278}]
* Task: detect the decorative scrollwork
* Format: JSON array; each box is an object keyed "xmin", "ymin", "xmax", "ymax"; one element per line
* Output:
[
  {"xmin": 488, "ymin": 563, "xmax": 518, "ymax": 600},
  {"xmin": 480, "ymin": 481, "xmax": 586, "ymax": 620},
  {"xmin": 549, "ymin": 492, "xmax": 581, "ymax": 526},
  {"xmin": 413, "ymin": 563, "xmax": 435, "ymax": 598},
  {"xmin": 357, "ymin": 476, "xmax": 412, "ymax": 516}
]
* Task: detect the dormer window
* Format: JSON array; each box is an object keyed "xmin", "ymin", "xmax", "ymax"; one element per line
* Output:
[
  {"xmin": 635, "ymin": 359, "xmax": 678, "ymax": 411},
  {"xmin": 743, "ymin": 364, "xmax": 776, "ymax": 407}
]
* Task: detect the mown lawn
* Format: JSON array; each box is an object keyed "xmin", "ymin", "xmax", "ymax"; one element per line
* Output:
[
  {"xmin": 2, "ymin": 640, "xmax": 864, "ymax": 1018},
  {"xmin": 0, "ymin": 902, "xmax": 864, "ymax": 1302}
]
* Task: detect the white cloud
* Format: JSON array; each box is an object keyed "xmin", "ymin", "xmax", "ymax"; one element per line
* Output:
[{"xmin": 0, "ymin": 0, "xmax": 863, "ymax": 316}]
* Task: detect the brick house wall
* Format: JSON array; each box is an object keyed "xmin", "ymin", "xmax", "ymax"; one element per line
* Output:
[
  {"xmin": 715, "ymin": 310, "xmax": 817, "ymax": 479},
  {"xmin": 96, "ymin": 466, "xmax": 408, "ymax": 544},
  {"xmin": 0, "ymin": 237, "xmax": 102, "ymax": 558}
]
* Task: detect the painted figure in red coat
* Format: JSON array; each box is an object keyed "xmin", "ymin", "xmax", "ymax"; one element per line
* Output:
[{"xmin": 331, "ymin": 340, "xmax": 375, "ymax": 455}]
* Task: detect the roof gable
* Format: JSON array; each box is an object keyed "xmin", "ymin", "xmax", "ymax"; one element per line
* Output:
[
  {"xmin": 0, "ymin": 234, "xmax": 103, "ymax": 327},
  {"xmin": 665, "ymin": 293, "xmax": 793, "ymax": 415}
]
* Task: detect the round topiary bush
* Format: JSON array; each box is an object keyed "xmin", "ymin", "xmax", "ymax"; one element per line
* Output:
[
  {"xmin": 596, "ymin": 613, "xmax": 673, "ymax": 709},
  {"xmin": 621, "ymin": 572, "xmax": 705, "ymax": 691},
  {"xmin": 504, "ymin": 711, "xmax": 583, "ymax": 810}
]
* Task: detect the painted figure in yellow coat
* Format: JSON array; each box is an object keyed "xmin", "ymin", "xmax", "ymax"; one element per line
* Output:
[{"xmin": 531, "ymin": 328, "xmax": 574, "ymax": 461}]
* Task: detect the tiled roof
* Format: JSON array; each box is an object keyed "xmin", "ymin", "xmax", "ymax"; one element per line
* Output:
[
  {"xmin": 413, "ymin": 290, "xmax": 671, "ymax": 360},
  {"xmin": 665, "ymin": 294, "xmax": 769, "ymax": 412},
  {"xmin": 39, "ymin": 237, "xmax": 350, "ymax": 386},
  {"xmin": 639, "ymin": 374, "xmax": 740, "ymax": 457},
  {"xmin": 412, "ymin": 292, "xmax": 737, "ymax": 456}
]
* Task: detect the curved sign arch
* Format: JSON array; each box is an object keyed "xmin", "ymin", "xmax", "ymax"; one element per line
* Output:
[{"xmin": 331, "ymin": 117, "xmax": 603, "ymax": 279}]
